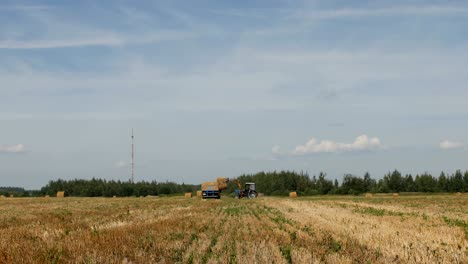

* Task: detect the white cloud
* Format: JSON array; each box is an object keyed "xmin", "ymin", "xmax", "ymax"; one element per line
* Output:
[
  {"xmin": 0, "ymin": 144, "xmax": 26, "ymax": 153},
  {"xmin": 272, "ymin": 145, "xmax": 281, "ymax": 155},
  {"xmin": 293, "ymin": 135, "xmax": 382, "ymax": 154},
  {"xmin": 439, "ymin": 140, "xmax": 464, "ymax": 150},
  {"xmin": 114, "ymin": 161, "xmax": 128, "ymax": 168}
]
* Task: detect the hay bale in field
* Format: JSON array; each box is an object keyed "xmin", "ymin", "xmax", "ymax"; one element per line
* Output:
[
  {"xmin": 112, "ymin": 195, "xmax": 117, "ymax": 198},
  {"xmin": 0, "ymin": 195, "xmax": 5, "ymax": 198},
  {"xmin": 9, "ymin": 194, "xmax": 14, "ymax": 198},
  {"xmin": 289, "ymin": 192, "xmax": 298, "ymax": 198},
  {"xmin": 45, "ymin": 195, "xmax": 50, "ymax": 198},
  {"xmin": 258, "ymin": 193, "xmax": 264, "ymax": 197},
  {"xmin": 456, "ymin": 192, "xmax": 462, "ymax": 196},
  {"xmin": 56, "ymin": 191, "xmax": 65, "ymax": 198},
  {"xmin": 185, "ymin": 192, "xmax": 192, "ymax": 198},
  {"xmin": 196, "ymin": 190, "xmax": 202, "ymax": 197},
  {"xmin": 365, "ymin": 193, "xmax": 373, "ymax": 198},
  {"xmin": 392, "ymin": 193, "xmax": 399, "ymax": 197}
]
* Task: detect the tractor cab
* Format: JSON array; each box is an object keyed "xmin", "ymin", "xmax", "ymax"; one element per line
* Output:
[{"xmin": 244, "ymin": 182, "xmax": 258, "ymax": 198}]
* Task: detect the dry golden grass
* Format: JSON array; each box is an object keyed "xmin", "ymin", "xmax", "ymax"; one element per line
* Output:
[{"xmin": 0, "ymin": 195, "xmax": 466, "ymax": 263}]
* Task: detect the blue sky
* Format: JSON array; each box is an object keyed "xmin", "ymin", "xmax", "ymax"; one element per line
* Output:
[{"xmin": 1, "ymin": 0, "xmax": 468, "ymax": 189}]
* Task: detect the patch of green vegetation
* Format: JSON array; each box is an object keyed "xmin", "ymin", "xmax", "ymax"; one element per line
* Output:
[
  {"xmin": 280, "ymin": 245, "xmax": 292, "ymax": 264},
  {"xmin": 229, "ymin": 241, "xmax": 237, "ymax": 264},
  {"xmin": 52, "ymin": 208, "xmax": 72, "ymax": 221},
  {"xmin": 171, "ymin": 249, "xmax": 184, "ymax": 263},
  {"xmin": 354, "ymin": 207, "xmax": 386, "ymax": 216},
  {"xmin": 91, "ymin": 224, "xmax": 99, "ymax": 236},
  {"xmin": 271, "ymin": 214, "xmax": 289, "ymax": 224},
  {"xmin": 301, "ymin": 225, "xmax": 314, "ymax": 236},
  {"xmin": 442, "ymin": 216, "xmax": 468, "ymax": 228},
  {"xmin": 320, "ymin": 232, "xmax": 342, "ymax": 254},
  {"xmin": 442, "ymin": 216, "xmax": 468, "ymax": 239},
  {"xmin": 354, "ymin": 206, "xmax": 411, "ymax": 218},
  {"xmin": 209, "ymin": 236, "xmax": 218, "ymax": 251},
  {"xmin": 187, "ymin": 252, "xmax": 194, "ymax": 264},
  {"xmin": 224, "ymin": 206, "xmax": 245, "ymax": 216},
  {"xmin": 137, "ymin": 232, "xmax": 155, "ymax": 252},
  {"xmin": 421, "ymin": 213, "xmax": 429, "ymax": 221},
  {"xmin": 190, "ymin": 233, "xmax": 198, "ymax": 243},
  {"xmin": 250, "ymin": 208, "xmax": 261, "ymax": 220},
  {"xmin": 330, "ymin": 239, "xmax": 342, "ymax": 252},
  {"xmin": 170, "ymin": 232, "xmax": 184, "ymax": 241},
  {"xmin": 45, "ymin": 247, "xmax": 63, "ymax": 264}
]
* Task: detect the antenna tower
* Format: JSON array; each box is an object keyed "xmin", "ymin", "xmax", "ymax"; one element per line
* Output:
[{"xmin": 131, "ymin": 129, "xmax": 134, "ymax": 183}]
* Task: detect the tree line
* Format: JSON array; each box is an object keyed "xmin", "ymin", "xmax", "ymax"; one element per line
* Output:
[
  {"xmin": 38, "ymin": 178, "xmax": 199, "ymax": 197},
  {"xmin": 2, "ymin": 170, "xmax": 468, "ymax": 197},
  {"xmin": 0, "ymin": 187, "xmax": 31, "ymax": 197},
  {"xmin": 231, "ymin": 170, "xmax": 468, "ymax": 196}
]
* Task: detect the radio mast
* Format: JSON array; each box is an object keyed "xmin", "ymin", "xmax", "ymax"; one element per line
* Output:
[{"xmin": 131, "ymin": 128, "xmax": 134, "ymax": 183}]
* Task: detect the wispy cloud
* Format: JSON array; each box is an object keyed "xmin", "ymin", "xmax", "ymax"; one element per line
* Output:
[
  {"xmin": 0, "ymin": 32, "xmax": 195, "ymax": 49},
  {"xmin": 439, "ymin": 140, "xmax": 464, "ymax": 150},
  {"xmin": 114, "ymin": 161, "xmax": 128, "ymax": 168},
  {"xmin": 214, "ymin": 5, "xmax": 468, "ymax": 23},
  {"xmin": 271, "ymin": 145, "xmax": 281, "ymax": 155},
  {"xmin": 0, "ymin": 4, "xmax": 199, "ymax": 49},
  {"xmin": 293, "ymin": 135, "xmax": 382, "ymax": 154},
  {"xmin": 0, "ymin": 5, "xmax": 51, "ymax": 11},
  {"xmin": 299, "ymin": 6, "xmax": 468, "ymax": 20},
  {"xmin": 0, "ymin": 37, "xmax": 123, "ymax": 49},
  {"xmin": 0, "ymin": 144, "xmax": 26, "ymax": 153}
]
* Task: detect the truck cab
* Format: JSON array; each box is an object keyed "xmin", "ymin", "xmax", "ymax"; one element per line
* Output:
[{"xmin": 201, "ymin": 181, "xmax": 221, "ymax": 199}]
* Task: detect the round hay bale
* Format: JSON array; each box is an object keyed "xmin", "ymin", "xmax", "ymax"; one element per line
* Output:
[
  {"xmin": 185, "ymin": 192, "xmax": 192, "ymax": 198},
  {"xmin": 196, "ymin": 190, "xmax": 202, "ymax": 197},
  {"xmin": 392, "ymin": 193, "xmax": 399, "ymax": 197},
  {"xmin": 289, "ymin": 192, "xmax": 298, "ymax": 198},
  {"xmin": 456, "ymin": 192, "xmax": 462, "ymax": 196},
  {"xmin": 365, "ymin": 193, "xmax": 373, "ymax": 198}
]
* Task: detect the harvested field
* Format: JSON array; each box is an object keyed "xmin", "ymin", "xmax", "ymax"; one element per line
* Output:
[{"xmin": 0, "ymin": 195, "xmax": 466, "ymax": 263}]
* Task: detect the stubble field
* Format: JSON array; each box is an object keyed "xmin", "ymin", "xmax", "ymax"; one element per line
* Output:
[{"xmin": 0, "ymin": 194, "xmax": 466, "ymax": 263}]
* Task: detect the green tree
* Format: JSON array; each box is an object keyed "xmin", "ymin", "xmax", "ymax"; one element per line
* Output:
[
  {"xmin": 464, "ymin": 171, "xmax": 468, "ymax": 192},
  {"xmin": 404, "ymin": 174, "xmax": 415, "ymax": 192},
  {"xmin": 438, "ymin": 172, "xmax": 448, "ymax": 192},
  {"xmin": 384, "ymin": 170, "xmax": 404, "ymax": 193}
]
